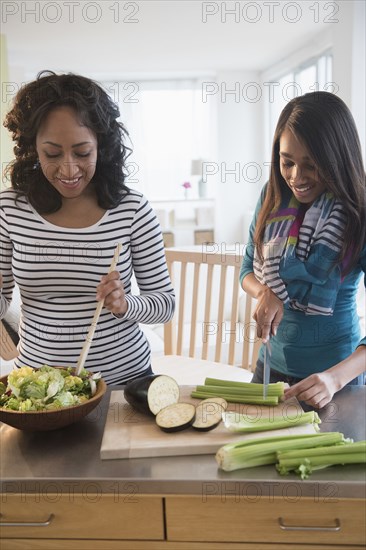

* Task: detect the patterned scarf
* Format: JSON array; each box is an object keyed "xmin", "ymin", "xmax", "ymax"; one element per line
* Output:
[{"xmin": 253, "ymin": 192, "xmax": 347, "ymax": 315}]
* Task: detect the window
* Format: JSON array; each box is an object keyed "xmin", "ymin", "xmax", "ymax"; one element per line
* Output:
[
  {"xmin": 267, "ymin": 51, "xmax": 333, "ymax": 149},
  {"xmin": 102, "ymin": 79, "xmax": 215, "ymax": 200}
]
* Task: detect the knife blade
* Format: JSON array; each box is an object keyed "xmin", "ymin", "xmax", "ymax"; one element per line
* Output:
[{"xmin": 263, "ymin": 339, "xmax": 272, "ymax": 400}]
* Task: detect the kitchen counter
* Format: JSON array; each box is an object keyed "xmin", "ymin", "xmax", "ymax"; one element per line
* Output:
[
  {"xmin": 1, "ymin": 385, "xmax": 365, "ymax": 498},
  {"xmin": 1, "ymin": 385, "xmax": 365, "ymax": 550}
]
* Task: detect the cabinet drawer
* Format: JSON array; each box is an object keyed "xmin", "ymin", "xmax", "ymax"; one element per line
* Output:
[
  {"xmin": 2, "ymin": 540, "xmax": 365, "ymax": 550},
  {"xmin": 0, "ymin": 493, "xmax": 164, "ymax": 540},
  {"xmin": 166, "ymin": 496, "xmax": 366, "ymax": 545}
]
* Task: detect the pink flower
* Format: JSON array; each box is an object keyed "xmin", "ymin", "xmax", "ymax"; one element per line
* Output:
[{"xmin": 182, "ymin": 181, "xmax": 191, "ymax": 189}]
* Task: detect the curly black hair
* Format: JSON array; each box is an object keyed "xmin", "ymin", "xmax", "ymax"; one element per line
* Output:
[{"xmin": 3, "ymin": 70, "xmax": 131, "ymax": 213}]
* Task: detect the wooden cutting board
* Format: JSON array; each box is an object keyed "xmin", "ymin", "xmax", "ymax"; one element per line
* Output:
[{"xmin": 100, "ymin": 386, "xmax": 317, "ymax": 460}]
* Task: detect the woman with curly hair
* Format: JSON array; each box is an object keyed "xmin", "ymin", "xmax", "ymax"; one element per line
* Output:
[
  {"xmin": 241, "ymin": 91, "xmax": 366, "ymax": 408},
  {"xmin": 0, "ymin": 71, "xmax": 175, "ymax": 384}
]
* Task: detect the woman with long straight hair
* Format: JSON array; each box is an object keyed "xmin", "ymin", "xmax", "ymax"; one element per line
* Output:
[{"xmin": 241, "ymin": 91, "xmax": 366, "ymax": 408}]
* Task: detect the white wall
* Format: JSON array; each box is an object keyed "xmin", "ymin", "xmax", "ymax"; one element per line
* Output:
[
  {"xmin": 332, "ymin": 0, "xmax": 365, "ymax": 160},
  {"xmin": 351, "ymin": 0, "xmax": 366, "ymax": 154},
  {"xmin": 2, "ymin": 1, "xmax": 364, "ymax": 239},
  {"xmin": 0, "ymin": 35, "xmax": 13, "ymax": 186},
  {"xmin": 214, "ymin": 71, "xmax": 262, "ymax": 246}
]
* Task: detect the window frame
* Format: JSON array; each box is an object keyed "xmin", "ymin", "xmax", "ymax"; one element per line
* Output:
[{"xmin": 265, "ymin": 49, "xmax": 333, "ymax": 163}]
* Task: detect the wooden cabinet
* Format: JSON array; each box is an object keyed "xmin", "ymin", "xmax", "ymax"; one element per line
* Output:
[
  {"xmin": 151, "ymin": 198, "xmax": 215, "ymax": 246},
  {"xmin": 194, "ymin": 229, "xmax": 215, "ymax": 245},
  {"xmin": 1, "ymin": 493, "xmax": 365, "ymax": 549},
  {"xmin": 166, "ymin": 495, "xmax": 366, "ymax": 547},
  {"xmin": 0, "ymin": 493, "xmax": 164, "ymax": 549}
]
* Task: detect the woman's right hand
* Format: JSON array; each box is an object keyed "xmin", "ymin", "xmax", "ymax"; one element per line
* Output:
[{"xmin": 253, "ymin": 286, "xmax": 283, "ymax": 342}]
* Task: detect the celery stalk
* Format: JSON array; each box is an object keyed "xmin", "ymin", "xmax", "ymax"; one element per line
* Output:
[
  {"xmin": 278, "ymin": 441, "xmax": 365, "ymax": 459},
  {"xmin": 222, "ymin": 409, "xmax": 321, "ymax": 433},
  {"xmin": 277, "ymin": 441, "xmax": 366, "ymax": 479},
  {"xmin": 205, "ymin": 378, "xmax": 285, "ymax": 395},
  {"xmin": 191, "ymin": 378, "xmax": 285, "ymax": 406},
  {"xmin": 216, "ymin": 432, "xmax": 348, "ymax": 472},
  {"xmin": 191, "ymin": 390, "xmax": 279, "ymax": 406},
  {"xmin": 195, "ymin": 384, "xmax": 282, "ymax": 396}
]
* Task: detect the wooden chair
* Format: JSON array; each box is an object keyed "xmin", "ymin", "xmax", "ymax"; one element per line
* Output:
[
  {"xmin": 0, "ymin": 320, "xmax": 19, "ymax": 361},
  {"xmin": 152, "ymin": 248, "xmax": 261, "ymax": 385}
]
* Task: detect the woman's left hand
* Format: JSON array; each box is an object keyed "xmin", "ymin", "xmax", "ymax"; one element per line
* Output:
[
  {"xmin": 283, "ymin": 371, "xmax": 339, "ymax": 409},
  {"xmin": 96, "ymin": 271, "xmax": 128, "ymax": 316}
]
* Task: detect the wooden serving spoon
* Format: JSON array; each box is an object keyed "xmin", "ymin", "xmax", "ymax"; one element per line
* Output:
[{"xmin": 75, "ymin": 243, "xmax": 122, "ymax": 376}]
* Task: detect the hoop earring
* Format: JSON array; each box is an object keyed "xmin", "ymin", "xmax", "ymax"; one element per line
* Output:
[{"xmin": 33, "ymin": 159, "xmax": 40, "ymax": 170}]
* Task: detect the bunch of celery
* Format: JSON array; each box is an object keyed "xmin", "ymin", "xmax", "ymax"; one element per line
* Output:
[
  {"xmin": 276, "ymin": 440, "xmax": 366, "ymax": 479},
  {"xmin": 222, "ymin": 409, "xmax": 321, "ymax": 433},
  {"xmin": 191, "ymin": 377, "xmax": 285, "ymax": 406},
  {"xmin": 215, "ymin": 432, "xmax": 352, "ymax": 472}
]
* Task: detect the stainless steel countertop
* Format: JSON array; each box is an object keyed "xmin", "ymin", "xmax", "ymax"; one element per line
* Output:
[{"xmin": 1, "ymin": 385, "xmax": 365, "ymax": 499}]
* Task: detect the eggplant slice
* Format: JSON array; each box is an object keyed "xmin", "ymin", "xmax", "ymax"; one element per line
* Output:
[
  {"xmin": 192, "ymin": 397, "xmax": 228, "ymax": 431},
  {"xmin": 124, "ymin": 374, "xmax": 180, "ymax": 416},
  {"xmin": 156, "ymin": 403, "xmax": 196, "ymax": 432}
]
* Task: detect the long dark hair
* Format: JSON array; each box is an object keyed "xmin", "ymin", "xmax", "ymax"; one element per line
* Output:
[
  {"xmin": 3, "ymin": 70, "xmax": 131, "ymax": 212},
  {"xmin": 255, "ymin": 91, "xmax": 366, "ymax": 272}
]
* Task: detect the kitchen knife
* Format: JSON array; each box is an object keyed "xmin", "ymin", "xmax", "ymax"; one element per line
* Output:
[{"xmin": 263, "ymin": 338, "xmax": 272, "ymax": 400}]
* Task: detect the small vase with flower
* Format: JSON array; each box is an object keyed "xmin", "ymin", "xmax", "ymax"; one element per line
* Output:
[{"xmin": 182, "ymin": 181, "xmax": 192, "ymax": 199}]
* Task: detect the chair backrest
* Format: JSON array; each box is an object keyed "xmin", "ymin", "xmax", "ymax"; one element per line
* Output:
[
  {"xmin": 163, "ymin": 248, "xmax": 260, "ymax": 371},
  {"xmin": 0, "ymin": 320, "xmax": 19, "ymax": 361}
]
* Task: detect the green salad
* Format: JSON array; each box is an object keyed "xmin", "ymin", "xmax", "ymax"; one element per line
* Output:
[{"xmin": 0, "ymin": 365, "xmax": 101, "ymax": 412}]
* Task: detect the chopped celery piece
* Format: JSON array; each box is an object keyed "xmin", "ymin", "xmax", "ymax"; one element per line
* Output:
[
  {"xmin": 216, "ymin": 432, "xmax": 348, "ymax": 472},
  {"xmin": 222, "ymin": 409, "xmax": 321, "ymax": 433}
]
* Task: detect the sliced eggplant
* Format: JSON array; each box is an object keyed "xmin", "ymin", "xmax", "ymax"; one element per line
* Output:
[
  {"xmin": 192, "ymin": 397, "xmax": 228, "ymax": 431},
  {"xmin": 124, "ymin": 374, "xmax": 180, "ymax": 416},
  {"xmin": 155, "ymin": 402, "xmax": 196, "ymax": 432}
]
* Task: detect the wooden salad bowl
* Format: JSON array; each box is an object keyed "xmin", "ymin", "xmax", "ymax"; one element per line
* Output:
[{"xmin": 0, "ymin": 370, "xmax": 107, "ymax": 431}]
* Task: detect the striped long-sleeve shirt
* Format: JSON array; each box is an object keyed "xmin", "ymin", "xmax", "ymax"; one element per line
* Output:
[{"xmin": 0, "ymin": 188, "xmax": 175, "ymax": 384}]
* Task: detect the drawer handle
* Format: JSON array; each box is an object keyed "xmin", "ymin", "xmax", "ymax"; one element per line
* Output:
[
  {"xmin": 278, "ymin": 517, "xmax": 341, "ymax": 532},
  {"xmin": 0, "ymin": 513, "xmax": 55, "ymax": 527}
]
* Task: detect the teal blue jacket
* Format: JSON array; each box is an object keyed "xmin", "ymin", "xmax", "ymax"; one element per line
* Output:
[{"xmin": 240, "ymin": 188, "xmax": 366, "ymax": 378}]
